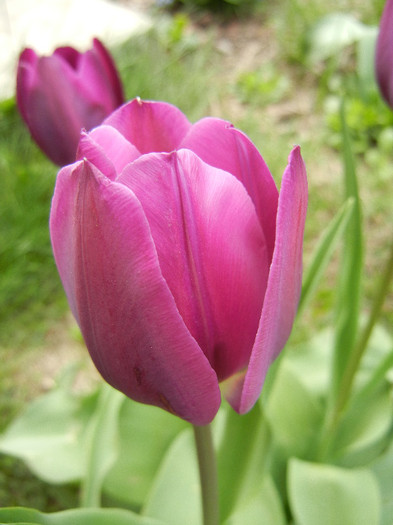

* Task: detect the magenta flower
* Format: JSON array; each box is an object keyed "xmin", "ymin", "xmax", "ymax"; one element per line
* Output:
[
  {"xmin": 16, "ymin": 38, "xmax": 124, "ymax": 166},
  {"xmin": 376, "ymin": 0, "xmax": 393, "ymax": 108},
  {"xmin": 50, "ymin": 99, "xmax": 307, "ymax": 425}
]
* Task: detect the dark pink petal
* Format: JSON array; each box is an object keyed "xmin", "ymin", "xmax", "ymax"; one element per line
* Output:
[
  {"xmin": 77, "ymin": 126, "xmax": 141, "ymax": 177},
  {"xmin": 49, "ymin": 159, "xmax": 221, "ymax": 425},
  {"xmin": 104, "ymin": 99, "xmax": 192, "ymax": 154},
  {"xmin": 53, "ymin": 46, "xmax": 80, "ymax": 69},
  {"xmin": 376, "ymin": 0, "xmax": 393, "ymax": 108},
  {"xmin": 16, "ymin": 48, "xmax": 39, "ymax": 124},
  {"xmin": 180, "ymin": 118, "xmax": 279, "ymax": 263},
  {"xmin": 91, "ymin": 38, "xmax": 124, "ymax": 106},
  {"xmin": 225, "ymin": 146, "xmax": 308, "ymax": 413},
  {"xmin": 118, "ymin": 149, "xmax": 269, "ymax": 381}
]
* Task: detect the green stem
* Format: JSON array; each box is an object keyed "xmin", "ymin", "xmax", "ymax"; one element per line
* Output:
[
  {"xmin": 193, "ymin": 424, "xmax": 219, "ymax": 525},
  {"xmin": 318, "ymin": 237, "xmax": 393, "ymax": 460}
]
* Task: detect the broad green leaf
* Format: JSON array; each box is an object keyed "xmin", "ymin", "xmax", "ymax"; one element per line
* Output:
[
  {"xmin": 370, "ymin": 441, "xmax": 393, "ymax": 525},
  {"xmin": 81, "ymin": 384, "xmax": 124, "ymax": 507},
  {"xmin": 103, "ymin": 399, "xmax": 187, "ymax": 508},
  {"xmin": 288, "ymin": 459, "xmax": 381, "ymax": 525},
  {"xmin": 223, "ymin": 476, "xmax": 286, "ymax": 525},
  {"xmin": 142, "ymin": 430, "xmax": 201, "ymax": 525},
  {"xmin": 298, "ymin": 198, "xmax": 354, "ymax": 316},
  {"xmin": 217, "ymin": 403, "xmax": 271, "ymax": 521},
  {"xmin": 0, "ymin": 380, "xmax": 99, "ymax": 483},
  {"xmin": 0, "ymin": 507, "xmax": 164, "ymax": 525},
  {"xmin": 265, "ymin": 359, "xmax": 323, "ymax": 459},
  {"xmin": 330, "ymin": 104, "xmax": 363, "ymax": 408}
]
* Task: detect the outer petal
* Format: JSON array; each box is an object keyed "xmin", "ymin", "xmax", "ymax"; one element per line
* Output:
[
  {"xmin": 225, "ymin": 146, "xmax": 308, "ymax": 413},
  {"xmin": 118, "ymin": 149, "xmax": 269, "ymax": 382},
  {"xmin": 103, "ymin": 98, "xmax": 192, "ymax": 154},
  {"xmin": 50, "ymin": 159, "xmax": 221, "ymax": 425},
  {"xmin": 376, "ymin": 0, "xmax": 393, "ymax": 108},
  {"xmin": 16, "ymin": 48, "xmax": 38, "ymax": 124},
  {"xmin": 180, "ymin": 117, "xmax": 279, "ymax": 264},
  {"xmin": 77, "ymin": 126, "xmax": 141, "ymax": 177}
]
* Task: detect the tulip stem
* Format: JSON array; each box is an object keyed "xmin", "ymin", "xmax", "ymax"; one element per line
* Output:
[{"xmin": 193, "ymin": 424, "xmax": 219, "ymax": 525}]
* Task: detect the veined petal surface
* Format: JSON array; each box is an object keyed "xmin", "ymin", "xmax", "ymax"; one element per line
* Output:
[{"xmin": 50, "ymin": 159, "xmax": 221, "ymax": 425}]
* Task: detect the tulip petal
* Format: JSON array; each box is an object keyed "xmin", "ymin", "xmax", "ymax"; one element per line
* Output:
[
  {"xmin": 50, "ymin": 159, "xmax": 221, "ymax": 425},
  {"xmin": 180, "ymin": 118, "xmax": 279, "ymax": 263},
  {"xmin": 104, "ymin": 99, "xmax": 192, "ymax": 154},
  {"xmin": 118, "ymin": 149, "xmax": 269, "ymax": 381},
  {"xmin": 376, "ymin": 0, "xmax": 393, "ymax": 108},
  {"xmin": 77, "ymin": 126, "xmax": 141, "ymax": 177},
  {"xmin": 225, "ymin": 146, "xmax": 308, "ymax": 414}
]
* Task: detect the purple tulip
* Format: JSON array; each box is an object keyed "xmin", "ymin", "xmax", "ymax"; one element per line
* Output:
[
  {"xmin": 50, "ymin": 99, "xmax": 308, "ymax": 425},
  {"xmin": 376, "ymin": 0, "xmax": 393, "ymax": 108},
  {"xmin": 16, "ymin": 38, "xmax": 124, "ymax": 166}
]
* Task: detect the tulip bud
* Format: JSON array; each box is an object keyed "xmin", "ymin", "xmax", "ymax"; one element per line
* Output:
[
  {"xmin": 50, "ymin": 99, "xmax": 307, "ymax": 425},
  {"xmin": 376, "ymin": 0, "xmax": 393, "ymax": 108},
  {"xmin": 16, "ymin": 39, "xmax": 124, "ymax": 166}
]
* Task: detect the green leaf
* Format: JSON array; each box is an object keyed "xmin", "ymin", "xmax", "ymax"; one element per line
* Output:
[
  {"xmin": 265, "ymin": 359, "xmax": 323, "ymax": 459},
  {"xmin": 330, "ymin": 103, "xmax": 363, "ymax": 408},
  {"xmin": 370, "ymin": 441, "xmax": 393, "ymax": 525},
  {"xmin": 0, "ymin": 507, "xmax": 165, "ymax": 525},
  {"xmin": 288, "ymin": 459, "xmax": 381, "ymax": 525},
  {"xmin": 81, "ymin": 384, "xmax": 124, "ymax": 507},
  {"xmin": 142, "ymin": 430, "xmax": 201, "ymax": 525},
  {"xmin": 223, "ymin": 476, "xmax": 286, "ymax": 525},
  {"xmin": 0, "ymin": 379, "xmax": 99, "ymax": 484},
  {"xmin": 298, "ymin": 198, "xmax": 354, "ymax": 316},
  {"xmin": 217, "ymin": 403, "xmax": 271, "ymax": 521},
  {"xmin": 103, "ymin": 399, "xmax": 187, "ymax": 508}
]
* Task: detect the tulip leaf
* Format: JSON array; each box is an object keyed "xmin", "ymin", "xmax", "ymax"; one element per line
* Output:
[
  {"xmin": 217, "ymin": 403, "xmax": 271, "ymax": 521},
  {"xmin": 0, "ymin": 507, "xmax": 165, "ymax": 525},
  {"xmin": 288, "ymin": 459, "xmax": 381, "ymax": 525},
  {"xmin": 298, "ymin": 197, "xmax": 354, "ymax": 316},
  {"xmin": 370, "ymin": 441, "xmax": 393, "ymax": 525},
  {"xmin": 80, "ymin": 384, "xmax": 124, "ymax": 507},
  {"xmin": 330, "ymin": 103, "xmax": 363, "ymax": 408},
  {"xmin": 103, "ymin": 400, "xmax": 187, "ymax": 508},
  {"xmin": 0, "ymin": 371, "xmax": 99, "ymax": 484},
  {"xmin": 265, "ymin": 358, "xmax": 323, "ymax": 459},
  {"xmin": 223, "ymin": 475, "xmax": 286, "ymax": 525},
  {"xmin": 142, "ymin": 430, "xmax": 201, "ymax": 525}
]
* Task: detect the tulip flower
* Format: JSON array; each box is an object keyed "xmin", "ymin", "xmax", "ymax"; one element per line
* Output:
[
  {"xmin": 376, "ymin": 0, "xmax": 393, "ymax": 108},
  {"xmin": 16, "ymin": 38, "xmax": 124, "ymax": 166},
  {"xmin": 50, "ymin": 99, "xmax": 307, "ymax": 425}
]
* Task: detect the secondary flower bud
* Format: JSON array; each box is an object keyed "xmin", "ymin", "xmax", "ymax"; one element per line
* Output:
[
  {"xmin": 50, "ymin": 99, "xmax": 308, "ymax": 425},
  {"xmin": 16, "ymin": 38, "xmax": 124, "ymax": 165},
  {"xmin": 376, "ymin": 0, "xmax": 393, "ymax": 108}
]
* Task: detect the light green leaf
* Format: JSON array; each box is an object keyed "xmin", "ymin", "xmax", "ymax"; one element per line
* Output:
[
  {"xmin": 223, "ymin": 476, "xmax": 286, "ymax": 525},
  {"xmin": 81, "ymin": 384, "xmax": 124, "ymax": 507},
  {"xmin": 298, "ymin": 198, "xmax": 354, "ymax": 316},
  {"xmin": 217, "ymin": 403, "xmax": 271, "ymax": 520},
  {"xmin": 370, "ymin": 440, "xmax": 393, "ymax": 525},
  {"xmin": 103, "ymin": 399, "xmax": 187, "ymax": 508},
  {"xmin": 0, "ymin": 507, "xmax": 165, "ymax": 525},
  {"xmin": 288, "ymin": 459, "xmax": 381, "ymax": 525},
  {"xmin": 265, "ymin": 359, "xmax": 323, "ymax": 458},
  {"xmin": 142, "ymin": 430, "xmax": 201, "ymax": 525},
  {"xmin": 0, "ymin": 380, "xmax": 99, "ymax": 484}
]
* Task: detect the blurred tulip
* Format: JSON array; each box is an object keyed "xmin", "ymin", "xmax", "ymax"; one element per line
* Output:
[
  {"xmin": 376, "ymin": 0, "xmax": 393, "ymax": 108},
  {"xmin": 50, "ymin": 99, "xmax": 307, "ymax": 425},
  {"xmin": 16, "ymin": 38, "xmax": 124, "ymax": 165}
]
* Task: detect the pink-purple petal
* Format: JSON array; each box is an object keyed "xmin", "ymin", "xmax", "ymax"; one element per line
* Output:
[
  {"xmin": 180, "ymin": 118, "xmax": 279, "ymax": 263},
  {"xmin": 103, "ymin": 98, "xmax": 192, "ymax": 154},
  {"xmin": 225, "ymin": 146, "xmax": 308, "ymax": 414},
  {"xmin": 118, "ymin": 149, "xmax": 269, "ymax": 381},
  {"xmin": 376, "ymin": 0, "xmax": 393, "ymax": 108},
  {"xmin": 50, "ymin": 159, "xmax": 221, "ymax": 425}
]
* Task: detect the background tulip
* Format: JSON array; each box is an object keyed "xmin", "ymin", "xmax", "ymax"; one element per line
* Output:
[
  {"xmin": 376, "ymin": 0, "xmax": 393, "ymax": 108},
  {"xmin": 16, "ymin": 38, "xmax": 124, "ymax": 166},
  {"xmin": 50, "ymin": 99, "xmax": 307, "ymax": 425}
]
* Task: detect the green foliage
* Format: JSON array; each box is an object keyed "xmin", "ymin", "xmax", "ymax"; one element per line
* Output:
[
  {"xmin": 236, "ymin": 65, "xmax": 290, "ymax": 106},
  {"xmin": 157, "ymin": 0, "xmax": 261, "ymax": 16}
]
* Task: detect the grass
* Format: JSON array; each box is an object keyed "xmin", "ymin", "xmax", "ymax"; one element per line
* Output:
[{"xmin": 1, "ymin": 0, "xmax": 392, "ymax": 511}]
